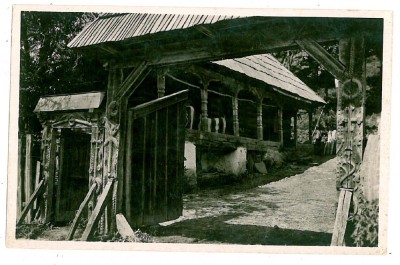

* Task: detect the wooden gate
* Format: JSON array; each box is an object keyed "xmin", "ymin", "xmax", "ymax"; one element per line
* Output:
[{"xmin": 124, "ymin": 90, "xmax": 188, "ymax": 227}]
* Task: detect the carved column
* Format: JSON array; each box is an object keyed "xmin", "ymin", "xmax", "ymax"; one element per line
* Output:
[
  {"xmin": 336, "ymin": 36, "xmax": 366, "ymax": 190},
  {"xmin": 331, "ymin": 36, "xmax": 367, "ymax": 246},
  {"xmin": 257, "ymin": 99, "xmax": 263, "ymax": 140},
  {"xmin": 157, "ymin": 69, "xmax": 166, "ymax": 98},
  {"xmin": 99, "ymin": 67, "xmax": 124, "ymax": 236},
  {"xmin": 200, "ymin": 80, "xmax": 209, "ymax": 132},
  {"xmin": 232, "ymin": 93, "xmax": 240, "ymax": 136}
]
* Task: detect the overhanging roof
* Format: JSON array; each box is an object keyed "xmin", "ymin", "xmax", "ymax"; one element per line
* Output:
[
  {"xmin": 212, "ymin": 54, "xmax": 326, "ymax": 104},
  {"xmin": 68, "ymin": 13, "xmax": 241, "ymax": 48},
  {"xmin": 34, "ymin": 92, "xmax": 105, "ymax": 112}
]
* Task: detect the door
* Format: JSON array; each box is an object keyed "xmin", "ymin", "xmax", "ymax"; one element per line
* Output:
[
  {"xmin": 125, "ymin": 90, "xmax": 188, "ymax": 227},
  {"xmin": 55, "ymin": 129, "xmax": 91, "ymax": 223}
]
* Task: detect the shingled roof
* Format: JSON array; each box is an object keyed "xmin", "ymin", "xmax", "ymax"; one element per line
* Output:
[
  {"xmin": 212, "ymin": 54, "xmax": 326, "ymax": 104},
  {"xmin": 68, "ymin": 13, "xmax": 241, "ymax": 48},
  {"xmin": 68, "ymin": 13, "xmax": 325, "ymax": 105}
]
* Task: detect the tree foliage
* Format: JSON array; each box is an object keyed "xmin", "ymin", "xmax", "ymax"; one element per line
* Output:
[{"xmin": 19, "ymin": 12, "xmax": 107, "ymax": 133}]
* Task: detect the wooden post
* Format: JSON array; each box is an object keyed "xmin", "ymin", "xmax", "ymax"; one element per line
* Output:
[
  {"xmin": 257, "ymin": 99, "xmax": 263, "ymax": 140},
  {"xmin": 200, "ymin": 81, "xmax": 209, "ymax": 132},
  {"xmin": 157, "ymin": 69, "xmax": 166, "ymax": 98},
  {"xmin": 17, "ymin": 137, "xmax": 22, "ymax": 217},
  {"xmin": 232, "ymin": 94, "xmax": 239, "ymax": 136},
  {"xmin": 33, "ymin": 161, "xmax": 40, "ymax": 210},
  {"xmin": 308, "ymin": 110, "xmax": 313, "ymax": 143},
  {"xmin": 278, "ymin": 106, "xmax": 284, "ymax": 148},
  {"xmin": 293, "ymin": 110, "xmax": 298, "ymax": 148},
  {"xmin": 331, "ymin": 35, "xmax": 366, "ymax": 246},
  {"xmin": 24, "ymin": 134, "xmax": 32, "ymax": 223}
]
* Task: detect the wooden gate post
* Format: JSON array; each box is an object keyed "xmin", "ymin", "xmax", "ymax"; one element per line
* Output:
[{"xmin": 331, "ymin": 35, "xmax": 366, "ymax": 246}]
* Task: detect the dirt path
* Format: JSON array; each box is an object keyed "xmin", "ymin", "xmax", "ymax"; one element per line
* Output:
[
  {"xmin": 150, "ymin": 157, "xmax": 338, "ymax": 245},
  {"xmin": 19, "ymin": 157, "xmax": 338, "ymax": 245}
]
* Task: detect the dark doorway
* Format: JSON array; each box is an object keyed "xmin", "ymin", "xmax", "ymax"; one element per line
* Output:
[{"xmin": 55, "ymin": 129, "xmax": 91, "ymax": 223}]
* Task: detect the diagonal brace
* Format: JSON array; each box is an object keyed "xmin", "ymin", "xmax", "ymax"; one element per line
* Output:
[
  {"xmin": 296, "ymin": 38, "xmax": 349, "ymax": 82},
  {"xmin": 114, "ymin": 61, "xmax": 151, "ymax": 100}
]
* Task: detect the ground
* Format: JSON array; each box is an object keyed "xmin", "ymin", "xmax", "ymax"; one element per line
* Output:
[
  {"xmin": 148, "ymin": 157, "xmax": 337, "ymax": 245},
  {"xmin": 17, "ymin": 156, "xmax": 338, "ymax": 246}
]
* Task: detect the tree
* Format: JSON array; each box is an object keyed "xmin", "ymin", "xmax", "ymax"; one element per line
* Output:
[{"xmin": 19, "ymin": 12, "xmax": 107, "ymax": 134}]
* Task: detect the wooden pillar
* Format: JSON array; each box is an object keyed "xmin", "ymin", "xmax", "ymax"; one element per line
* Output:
[
  {"xmin": 293, "ymin": 110, "xmax": 298, "ymax": 148},
  {"xmin": 157, "ymin": 69, "xmax": 166, "ymax": 98},
  {"xmin": 24, "ymin": 134, "xmax": 32, "ymax": 223},
  {"xmin": 308, "ymin": 110, "xmax": 313, "ymax": 143},
  {"xmin": 257, "ymin": 99, "xmax": 263, "ymax": 140},
  {"xmin": 278, "ymin": 106, "xmax": 284, "ymax": 147},
  {"xmin": 232, "ymin": 94, "xmax": 239, "ymax": 136},
  {"xmin": 200, "ymin": 81, "xmax": 209, "ymax": 132},
  {"xmin": 331, "ymin": 35, "xmax": 367, "ymax": 246}
]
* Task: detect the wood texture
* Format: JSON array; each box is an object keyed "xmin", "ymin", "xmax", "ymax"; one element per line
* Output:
[
  {"xmin": 296, "ymin": 39, "xmax": 348, "ymax": 82},
  {"xmin": 331, "ymin": 189, "xmax": 352, "ymax": 246},
  {"xmin": 24, "ymin": 134, "xmax": 32, "ymax": 223},
  {"xmin": 66, "ymin": 183, "xmax": 97, "ymax": 240},
  {"xmin": 81, "ymin": 179, "xmax": 115, "ymax": 241},
  {"xmin": 17, "ymin": 179, "xmax": 46, "ymax": 226},
  {"xmin": 125, "ymin": 92, "xmax": 187, "ymax": 226}
]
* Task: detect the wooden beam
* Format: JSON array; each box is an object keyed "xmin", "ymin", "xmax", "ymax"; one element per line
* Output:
[
  {"xmin": 157, "ymin": 68, "xmax": 168, "ymax": 98},
  {"xmin": 17, "ymin": 179, "xmax": 46, "ymax": 226},
  {"xmin": 66, "ymin": 183, "xmax": 97, "ymax": 240},
  {"xmin": 278, "ymin": 106, "xmax": 284, "ymax": 148},
  {"xmin": 114, "ymin": 61, "xmax": 151, "ymax": 100},
  {"xmin": 81, "ymin": 179, "xmax": 115, "ymax": 241},
  {"xmin": 24, "ymin": 134, "xmax": 32, "ymax": 223},
  {"xmin": 295, "ymin": 39, "xmax": 348, "ymax": 82},
  {"xmin": 331, "ymin": 188, "xmax": 352, "ymax": 246}
]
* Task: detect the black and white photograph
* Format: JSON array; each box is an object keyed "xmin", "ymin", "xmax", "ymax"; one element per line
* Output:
[{"xmin": 3, "ymin": 3, "xmax": 395, "ymax": 260}]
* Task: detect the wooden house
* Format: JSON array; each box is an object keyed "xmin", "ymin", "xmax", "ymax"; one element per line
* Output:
[{"xmin": 19, "ymin": 13, "xmax": 383, "ymax": 245}]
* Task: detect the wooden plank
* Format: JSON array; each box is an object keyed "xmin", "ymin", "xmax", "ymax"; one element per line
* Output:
[
  {"xmin": 164, "ymin": 107, "xmax": 169, "ymax": 220},
  {"xmin": 278, "ymin": 107, "xmax": 283, "ymax": 148},
  {"xmin": 45, "ymin": 130, "xmax": 57, "ymax": 223},
  {"xmin": 66, "ymin": 183, "xmax": 97, "ymax": 240},
  {"xmin": 331, "ymin": 189, "xmax": 352, "ymax": 246},
  {"xmin": 116, "ymin": 214, "xmax": 137, "ymax": 241},
  {"xmin": 17, "ymin": 137, "xmax": 22, "ymax": 217},
  {"xmin": 33, "ymin": 161, "xmax": 40, "ymax": 210},
  {"xmin": 24, "ymin": 134, "xmax": 32, "ymax": 223},
  {"xmin": 114, "ymin": 61, "xmax": 151, "ymax": 100},
  {"xmin": 152, "ymin": 112, "xmax": 158, "ymax": 221},
  {"xmin": 296, "ymin": 39, "xmax": 348, "ymax": 82},
  {"xmin": 124, "ymin": 111, "xmax": 133, "ymax": 222},
  {"xmin": 140, "ymin": 116, "xmax": 147, "ymax": 225},
  {"xmin": 81, "ymin": 179, "xmax": 114, "ymax": 241},
  {"xmin": 131, "ymin": 90, "xmax": 188, "ymax": 119},
  {"xmin": 17, "ymin": 179, "xmax": 46, "ymax": 226}
]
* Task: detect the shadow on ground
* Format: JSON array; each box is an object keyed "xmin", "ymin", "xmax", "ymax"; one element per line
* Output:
[{"xmin": 144, "ymin": 213, "xmax": 332, "ymax": 246}]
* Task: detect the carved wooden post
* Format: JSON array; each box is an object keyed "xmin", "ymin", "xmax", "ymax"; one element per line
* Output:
[
  {"xmin": 40, "ymin": 124, "xmax": 56, "ymax": 223},
  {"xmin": 232, "ymin": 93, "xmax": 240, "ymax": 137},
  {"xmin": 331, "ymin": 35, "xmax": 366, "ymax": 246},
  {"xmin": 157, "ymin": 69, "xmax": 167, "ymax": 98},
  {"xmin": 257, "ymin": 99, "xmax": 263, "ymax": 140},
  {"xmin": 200, "ymin": 80, "xmax": 209, "ymax": 132}
]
